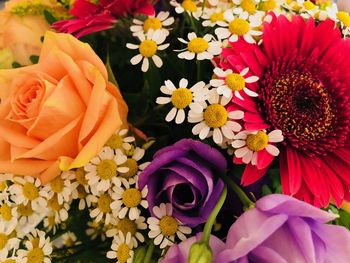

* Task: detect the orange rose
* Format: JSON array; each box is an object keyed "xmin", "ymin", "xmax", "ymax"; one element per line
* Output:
[{"xmin": 0, "ymin": 31, "xmax": 128, "ymax": 183}]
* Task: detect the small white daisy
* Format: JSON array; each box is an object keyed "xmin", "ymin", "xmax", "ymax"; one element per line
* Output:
[
  {"xmin": 0, "ymin": 221, "xmax": 20, "ymax": 259},
  {"xmin": 0, "ymin": 173, "xmax": 14, "ymax": 204},
  {"xmin": 84, "ymin": 147, "xmax": 128, "ymax": 195},
  {"xmin": 42, "ymin": 171, "xmax": 78, "ymax": 205},
  {"xmin": 232, "ymin": 129, "xmax": 284, "ymax": 165},
  {"xmin": 201, "ymin": 7, "xmax": 227, "ymax": 27},
  {"xmin": 107, "ymin": 231, "xmax": 134, "ymax": 263},
  {"xmin": 47, "ymin": 195, "xmax": 70, "ymax": 224},
  {"xmin": 176, "ymin": 32, "xmax": 222, "ymax": 60},
  {"xmin": 16, "ymin": 202, "xmax": 46, "ymax": 230},
  {"xmin": 110, "ymin": 181, "xmax": 148, "ymax": 221},
  {"xmin": 188, "ymin": 89, "xmax": 244, "ymax": 144},
  {"xmin": 89, "ymin": 192, "xmax": 115, "ymax": 225},
  {"xmin": 126, "ymin": 29, "xmax": 170, "ymax": 72},
  {"xmin": 70, "ymin": 168, "xmax": 94, "ymax": 210},
  {"xmin": 53, "ymin": 232, "xmax": 81, "ymax": 249},
  {"xmin": 106, "ymin": 129, "xmax": 136, "ymax": 153},
  {"xmin": 170, "ymin": 0, "xmax": 201, "ymax": 19},
  {"xmin": 106, "ymin": 216, "xmax": 147, "ymax": 247},
  {"xmin": 9, "ymin": 176, "xmax": 48, "ymax": 211},
  {"xmin": 86, "ymin": 220, "xmax": 109, "ymax": 241},
  {"xmin": 215, "ymin": 10, "xmax": 262, "ymax": 43},
  {"xmin": 130, "ymin": 11, "xmax": 174, "ymax": 36},
  {"xmin": 210, "ymin": 67, "xmax": 259, "ymax": 99},
  {"xmin": 156, "ymin": 79, "xmax": 209, "ymax": 124},
  {"xmin": 0, "ymin": 202, "xmax": 18, "ymax": 228},
  {"xmin": 232, "ymin": 0, "xmax": 260, "ymax": 18},
  {"xmin": 43, "ymin": 212, "xmax": 58, "ymax": 234},
  {"xmin": 147, "ymin": 203, "xmax": 191, "ymax": 249},
  {"xmin": 17, "ymin": 229, "xmax": 53, "ymax": 263},
  {"xmin": 118, "ymin": 147, "xmax": 148, "ymax": 184}
]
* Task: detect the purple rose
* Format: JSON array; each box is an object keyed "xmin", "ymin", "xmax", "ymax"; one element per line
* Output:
[
  {"xmin": 217, "ymin": 194, "xmax": 350, "ymax": 263},
  {"xmin": 161, "ymin": 233, "xmax": 225, "ymax": 263},
  {"xmin": 138, "ymin": 139, "xmax": 225, "ymax": 226}
]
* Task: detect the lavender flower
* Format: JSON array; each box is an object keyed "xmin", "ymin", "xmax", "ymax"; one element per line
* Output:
[
  {"xmin": 138, "ymin": 139, "xmax": 225, "ymax": 227},
  {"xmin": 217, "ymin": 194, "xmax": 350, "ymax": 263}
]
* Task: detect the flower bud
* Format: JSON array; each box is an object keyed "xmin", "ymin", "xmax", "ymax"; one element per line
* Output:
[{"xmin": 188, "ymin": 242, "xmax": 212, "ymax": 263}]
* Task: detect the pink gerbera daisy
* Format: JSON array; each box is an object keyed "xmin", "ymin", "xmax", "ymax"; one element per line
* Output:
[{"xmin": 221, "ymin": 14, "xmax": 350, "ymax": 208}]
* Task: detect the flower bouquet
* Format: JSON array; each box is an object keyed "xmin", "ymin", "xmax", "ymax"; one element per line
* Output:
[{"xmin": 0, "ymin": 0, "xmax": 350, "ymax": 262}]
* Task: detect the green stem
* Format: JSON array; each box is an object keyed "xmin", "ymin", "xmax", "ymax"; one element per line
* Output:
[
  {"xmin": 196, "ymin": 60, "xmax": 201, "ymax": 81},
  {"xmin": 220, "ymin": 173, "xmax": 255, "ymax": 209},
  {"xmin": 144, "ymin": 242, "xmax": 155, "ymax": 263},
  {"xmin": 201, "ymin": 186, "xmax": 227, "ymax": 245}
]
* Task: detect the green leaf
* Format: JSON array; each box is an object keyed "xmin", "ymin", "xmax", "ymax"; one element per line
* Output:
[
  {"xmin": 106, "ymin": 52, "xmax": 119, "ymax": 87},
  {"xmin": 43, "ymin": 9, "xmax": 58, "ymax": 25},
  {"xmin": 12, "ymin": 62, "xmax": 22, "ymax": 68}
]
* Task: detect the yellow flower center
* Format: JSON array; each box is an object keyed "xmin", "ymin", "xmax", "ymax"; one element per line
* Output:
[
  {"xmin": 181, "ymin": 0, "xmax": 197, "ymax": 12},
  {"xmin": 122, "ymin": 188, "xmax": 142, "ymax": 208},
  {"xmin": 47, "ymin": 215, "xmax": 55, "ymax": 227},
  {"xmin": 96, "ymin": 160, "xmax": 117, "ymax": 180},
  {"xmin": 0, "ymin": 181, "xmax": 7, "ymax": 191},
  {"xmin": 117, "ymin": 243, "xmax": 130, "ymax": 263},
  {"xmin": 210, "ymin": 12, "xmax": 224, "ymax": 22},
  {"xmin": 259, "ymin": 0, "xmax": 276, "ymax": 11},
  {"xmin": 18, "ymin": 203, "xmax": 34, "ymax": 216},
  {"xmin": 117, "ymin": 218, "xmax": 137, "ymax": 236},
  {"xmin": 203, "ymin": 104, "xmax": 228, "ymax": 128},
  {"xmin": 225, "ymin": 73, "xmax": 245, "ymax": 91},
  {"xmin": 187, "ymin": 38, "xmax": 209, "ymax": 53},
  {"xmin": 64, "ymin": 237, "xmax": 75, "ymax": 247},
  {"xmin": 27, "ymin": 248, "xmax": 45, "ymax": 263},
  {"xmin": 11, "ymin": 2, "xmax": 47, "ymax": 16},
  {"xmin": 32, "ymin": 238, "xmax": 40, "ymax": 248},
  {"xmin": 50, "ymin": 177, "xmax": 64, "ymax": 193},
  {"xmin": 337, "ymin": 12, "xmax": 350, "ymax": 27},
  {"xmin": 0, "ymin": 233, "xmax": 9, "ymax": 250},
  {"xmin": 106, "ymin": 134, "xmax": 123, "ymax": 150},
  {"xmin": 171, "ymin": 88, "xmax": 193, "ymax": 109},
  {"xmin": 303, "ymin": 1, "xmax": 316, "ymax": 10},
  {"xmin": 159, "ymin": 216, "xmax": 178, "ymax": 236},
  {"xmin": 241, "ymin": 0, "xmax": 256, "ymax": 14},
  {"xmin": 48, "ymin": 196, "xmax": 61, "ymax": 211},
  {"xmin": 246, "ymin": 131, "xmax": 269, "ymax": 152},
  {"xmin": 97, "ymin": 194, "xmax": 112, "ymax": 213},
  {"xmin": 229, "ymin": 18, "xmax": 250, "ymax": 36},
  {"xmin": 0, "ymin": 203, "xmax": 12, "ymax": 221},
  {"xmin": 3, "ymin": 259, "xmax": 16, "ymax": 263},
  {"xmin": 75, "ymin": 168, "xmax": 88, "ymax": 185},
  {"xmin": 22, "ymin": 182, "xmax": 39, "ymax": 201},
  {"xmin": 139, "ymin": 40, "xmax": 158, "ymax": 58},
  {"xmin": 119, "ymin": 159, "xmax": 139, "ymax": 179},
  {"xmin": 143, "ymin": 17, "xmax": 163, "ymax": 32}
]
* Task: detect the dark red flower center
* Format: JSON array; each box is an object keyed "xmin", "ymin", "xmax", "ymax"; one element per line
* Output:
[{"xmin": 259, "ymin": 56, "xmax": 350, "ymax": 156}]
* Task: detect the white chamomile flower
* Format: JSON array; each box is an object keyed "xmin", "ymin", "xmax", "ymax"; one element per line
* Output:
[
  {"xmin": 89, "ymin": 192, "xmax": 114, "ymax": 225},
  {"xmin": 126, "ymin": 29, "xmax": 169, "ymax": 72},
  {"xmin": 17, "ymin": 229, "xmax": 53, "ymax": 263},
  {"xmin": 47, "ymin": 195, "xmax": 70, "ymax": 224},
  {"xmin": 131, "ymin": 11, "xmax": 174, "ymax": 36},
  {"xmin": 215, "ymin": 10, "xmax": 262, "ymax": 43},
  {"xmin": 107, "ymin": 231, "xmax": 134, "ymax": 263},
  {"xmin": 43, "ymin": 212, "xmax": 58, "ymax": 234},
  {"xmin": 118, "ymin": 147, "xmax": 148, "ymax": 184},
  {"xmin": 0, "ymin": 201, "xmax": 18, "ymax": 228},
  {"xmin": 0, "ymin": 251, "xmax": 19, "ymax": 263},
  {"xmin": 9, "ymin": 176, "xmax": 48, "ymax": 211},
  {"xmin": 176, "ymin": 32, "xmax": 222, "ymax": 60},
  {"xmin": 188, "ymin": 89, "xmax": 244, "ymax": 145},
  {"xmin": 0, "ymin": 173, "xmax": 13, "ymax": 204},
  {"xmin": 53, "ymin": 232, "xmax": 81, "ymax": 249},
  {"xmin": 211, "ymin": 67, "xmax": 259, "ymax": 99},
  {"xmin": 156, "ymin": 79, "xmax": 209, "ymax": 124},
  {"xmin": 201, "ymin": 8, "xmax": 227, "ymax": 27},
  {"xmin": 232, "ymin": 0, "xmax": 260, "ymax": 18},
  {"xmin": 232, "ymin": 129, "xmax": 284, "ymax": 165},
  {"xmin": 16, "ymin": 202, "xmax": 45, "ymax": 230},
  {"xmin": 70, "ymin": 168, "xmax": 95, "ymax": 210},
  {"xmin": 42, "ymin": 171, "xmax": 78, "ymax": 205},
  {"xmin": 86, "ymin": 220, "xmax": 109, "ymax": 241},
  {"xmin": 170, "ymin": 0, "xmax": 201, "ymax": 19},
  {"xmin": 106, "ymin": 216, "xmax": 147, "ymax": 247},
  {"xmin": 106, "ymin": 129, "xmax": 136, "ymax": 152},
  {"xmin": 84, "ymin": 147, "xmax": 128, "ymax": 195},
  {"xmin": 111, "ymin": 181, "xmax": 148, "ymax": 220},
  {"xmin": 0, "ymin": 221, "xmax": 20, "ymax": 259},
  {"xmin": 147, "ymin": 203, "xmax": 191, "ymax": 249}
]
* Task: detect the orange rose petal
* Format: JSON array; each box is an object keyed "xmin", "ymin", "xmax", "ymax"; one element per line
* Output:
[
  {"xmin": 40, "ymin": 32, "xmax": 108, "ymax": 80},
  {"xmin": 27, "ymin": 75, "xmax": 85, "ymax": 140},
  {"xmin": 38, "ymin": 161, "xmax": 61, "ymax": 184},
  {"xmin": 0, "ymin": 158, "xmax": 54, "ymax": 177},
  {"xmin": 17, "ymin": 114, "xmax": 82, "ymax": 160},
  {"xmin": 60, "ymin": 99, "xmax": 121, "ymax": 171},
  {"xmin": 106, "ymin": 82, "xmax": 129, "ymax": 127}
]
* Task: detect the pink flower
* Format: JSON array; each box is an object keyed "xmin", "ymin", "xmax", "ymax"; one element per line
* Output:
[
  {"xmin": 53, "ymin": 0, "xmax": 155, "ymax": 37},
  {"xmin": 221, "ymin": 14, "xmax": 350, "ymax": 207}
]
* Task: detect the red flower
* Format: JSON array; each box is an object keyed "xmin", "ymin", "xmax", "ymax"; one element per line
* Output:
[
  {"xmin": 53, "ymin": 0, "xmax": 155, "ymax": 37},
  {"xmin": 221, "ymin": 14, "xmax": 350, "ymax": 208}
]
